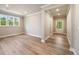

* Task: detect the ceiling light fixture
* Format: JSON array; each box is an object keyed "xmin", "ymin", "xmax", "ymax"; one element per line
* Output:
[{"xmin": 56, "ymin": 8, "xmax": 59, "ymax": 12}]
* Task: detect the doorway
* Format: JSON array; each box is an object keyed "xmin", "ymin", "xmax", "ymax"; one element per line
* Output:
[
  {"xmin": 41, "ymin": 5, "xmax": 72, "ymax": 54},
  {"xmin": 53, "ymin": 16, "xmax": 67, "ymax": 35},
  {"xmin": 46, "ymin": 5, "xmax": 69, "ymax": 35}
]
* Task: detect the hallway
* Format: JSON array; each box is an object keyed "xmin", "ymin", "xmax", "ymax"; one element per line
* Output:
[{"xmin": 46, "ymin": 34, "xmax": 73, "ymax": 55}]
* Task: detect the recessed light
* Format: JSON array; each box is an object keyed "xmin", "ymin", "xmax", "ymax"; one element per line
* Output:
[
  {"xmin": 58, "ymin": 13, "xmax": 60, "ymax": 16},
  {"xmin": 56, "ymin": 8, "xmax": 59, "ymax": 12},
  {"xmin": 6, "ymin": 4, "xmax": 9, "ymax": 7}
]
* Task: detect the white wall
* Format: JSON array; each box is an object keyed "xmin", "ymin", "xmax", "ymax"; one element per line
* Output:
[
  {"xmin": 24, "ymin": 12, "xmax": 42, "ymax": 38},
  {"xmin": 71, "ymin": 5, "xmax": 79, "ymax": 54},
  {"xmin": 67, "ymin": 7, "xmax": 72, "ymax": 47},
  {"xmin": 44, "ymin": 12, "xmax": 53, "ymax": 39}
]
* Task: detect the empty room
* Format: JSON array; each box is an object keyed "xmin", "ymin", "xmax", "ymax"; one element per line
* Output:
[{"xmin": 0, "ymin": 4, "xmax": 79, "ymax": 55}]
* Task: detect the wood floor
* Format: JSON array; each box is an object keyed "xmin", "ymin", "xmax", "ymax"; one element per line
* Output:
[{"xmin": 0, "ymin": 34, "xmax": 73, "ymax": 55}]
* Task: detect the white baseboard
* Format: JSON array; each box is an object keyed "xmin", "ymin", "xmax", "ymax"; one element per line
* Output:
[
  {"xmin": 40, "ymin": 36, "xmax": 50, "ymax": 43},
  {"xmin": 0, "ymin": 33, "xmax": 23, "ymax": 39},
  {"xmin": 45, "ymin": 33, "xmax": 52, "ymax": 40},
  {"xmin": 45, "ymin": 36, "xmax": 50, "ymax": 40},
  {"xmin": 27, "ymin": 33, "xmax": 41, "ymax": 38},
  {"xmin": 69, "ymin": 48, "xmax": 77, "ymax": 55},
  {"xmin": 67, "ymin": 37, "xmax": 71, "ymax": 48},
  {"xmin": 41, "ymin": 35, "xmax": 50, "ymax": 43},
  {"xmin": 41, "ymin": 39, "xmax": 45, "ymax": 43},
  {"xmin": 67, "ymin": 37, "xmax": 77, "ymax": 55}
]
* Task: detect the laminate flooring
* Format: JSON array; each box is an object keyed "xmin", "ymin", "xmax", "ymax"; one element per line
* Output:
[{"xmin": 0, "ymin": 34, "xmax": 73, "ymax": 55}]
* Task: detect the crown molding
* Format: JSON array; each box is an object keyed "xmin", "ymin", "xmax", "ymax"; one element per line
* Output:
[
  {"xmin": 41, "ymin": 4, "xmax": 69, "ymax": 10},
  {"xmin": 27, "ymin": 11, "xmax": 41, "ymax": 16},
  {"xmin": 0, "ymin": 8, "xmax": 24, "ymax": 16}
]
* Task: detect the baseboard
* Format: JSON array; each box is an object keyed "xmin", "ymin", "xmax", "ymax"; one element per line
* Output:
[
  {"xmin": 45, "ymin": 33, "xmax": 53, "ymax": 40},
  {"xmin": 67, "ymin": 37, "xmax": 71, "ymax": 48},
  {"xmin": 67, "ymin": 36, "xmax": 77, "ymax": 55},
  {"xmin": 45, "ymin": 36, "xmax": 50, "ymax": 40},
  {"xmin": 0, "ymin": 33, "xmax": 23, "ymax": 39},
  {"xmin": 53, "ymin": 32, "xmax": 67, "ymax": 36},
  {"xmin": 41, "ymin": 39, "xmax": 45, "ymax": 43},
  {"xmin": 27, "ymin": 33, "xmax": 41, "ymax": 38},
  {"xmin": 69, "ymin": 48, "xmax": 77, "ymax": 55}
]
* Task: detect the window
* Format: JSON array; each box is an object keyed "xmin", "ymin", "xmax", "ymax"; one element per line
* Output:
[
  {"xmin": 56, "ymin": 20, "xmax": 63, "ymax": 29},
  {"xmin": 14, "ymin": 17, "xmax": 20, "ymax": 26},
  {"xmin": 0, "ymin": 14, "xmax": 20, "ymax": 27},
  {"xmin": 7, "ymin": 16, "xmax": 13, "ymax": 26},
  {"xmin": 0, "ymin": 15, "xmax": 6, "ymax": 26}
]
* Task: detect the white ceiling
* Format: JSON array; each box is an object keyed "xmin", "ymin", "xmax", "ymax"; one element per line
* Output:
[
  {"xmin": 0, "ymin": 4, "xmax": 69, "ymax": 16},
  {"xmin": 0, "ymin": 4, "xmax": 44, "ymax": 15},
  {"xmin": 47, "ymin": 5, "xmax": 69, "ymax": 16}
]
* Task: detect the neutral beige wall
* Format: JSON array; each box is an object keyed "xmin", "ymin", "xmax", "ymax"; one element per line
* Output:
[
  {"xmin": 44, "ymin": 12, "xmax": 53, "ymax": 39},
  {"xmin": 71, "ymin": 4, "xmax": 79, "ymax": 54},
  {"xmin": 25, "ymin": 12, "xmax": 42, "ymax": 38},
  {"xmin": 0, "ymin": 16, "xmax": 24, "ymax": 38},
  {"xmin": 67, "ymin": 7, "xmax": 72, "ymax": 47}
]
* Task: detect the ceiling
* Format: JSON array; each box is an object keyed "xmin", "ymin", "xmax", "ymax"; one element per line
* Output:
[
  {"xmin": 47, "ymin": 5, "xmax": 69, "ymax": 16},
  {"xmin": 0, "ymin": 4, "xmax": 44, "ymax": 15},
  {"xmin": 0, "ymin": 4, "xmax": 69, "ymax": 16}
]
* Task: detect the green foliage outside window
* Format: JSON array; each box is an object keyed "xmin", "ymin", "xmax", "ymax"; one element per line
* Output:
[
  {"xmin": 14, "ymin": 18, "xmax": 19, "ymax": 26},
  {"xmin": 0, "ymin": 14, "xmax": 20, "ymax": 27},
  {"xmin": 0, "ymin": 19, "xmax": 1, "ymax": 25},
  {"xmin": 56, "ymin": 20, "xmax": 63, "ymax": 29},
  {"xmin": 0, "ymin": 17, "xmax": 6, "ymax": 25},
  {"xmin": 8, "ymin": 17, "xmax": 13, "ymax": 26}
]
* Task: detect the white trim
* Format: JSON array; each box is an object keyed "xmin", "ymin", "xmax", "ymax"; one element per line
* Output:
[
  {"xmin": 41, "ymin": 39, "xmax": 45, "ymax": 43},
  {"xmin": 27, "ymin": 33, "xmax": 41, "ymax": 38},
  {"xmin": 41, "ymin": 33, "xmax": 52, "ymax": 43},
  {"xmin": 0, "ymin": 33, "xmax": 23, "ymax": 39},
  {"xmin": 27, "ymin": 11, "xmax": 41, "ymax": 16},
  {"xmin": 67, "ymin": 36, "xmax": 77, "ymax": 55},
  {"xmin": 0, "ymin": 8, "xmax": 23, "ymax": 16},
  {"xmin": 41, "ymin": 4, "xmax": 52, "ymax": 8},
  {"xmin": 66, "ymin": 34, "xmax": 75, "ymax": 54},
  {"xmin": 69, "ymin": 48, "xmax": 77, "ymax": 55},
  {"xmin": 41, "ymin": 4, "xmax": 67, "ymax": 10},
  {"xmin": 67, "ymin": 37, "xmax": 71, "ymax": 47},
  {"xmin": 41, "ymin": 35, "xmax": 50, "ymax": 43},
  {"xmin": 45, "ymin": 36, "xmax": 50, "ymax": 40},
  {"xmin": 45, "ymin": 33, "xmax": 53, "ymax": 40}
]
